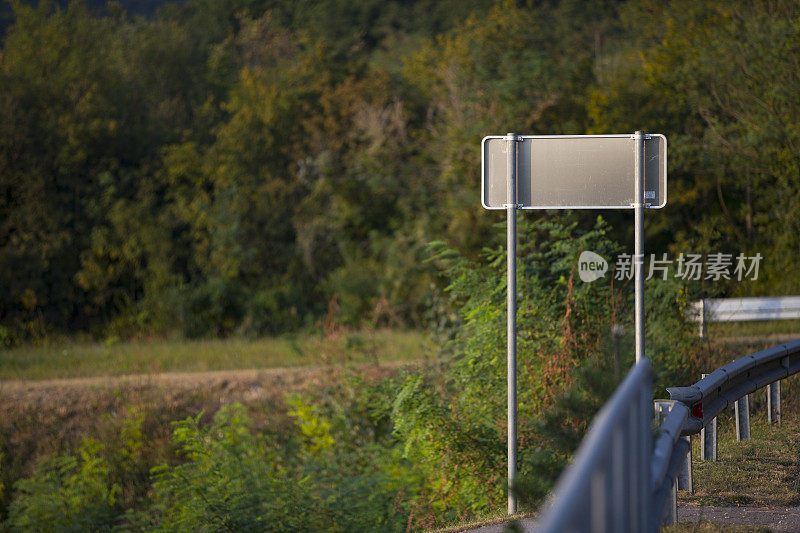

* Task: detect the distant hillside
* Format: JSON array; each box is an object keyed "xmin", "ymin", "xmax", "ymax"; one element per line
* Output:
[
  {"xmin": 1, "ymin": 0, "xmax": 490, "ymax": 43},
  {"xmin": 1, "ymin": 0, "xmax": 182, "ymax": 38}
]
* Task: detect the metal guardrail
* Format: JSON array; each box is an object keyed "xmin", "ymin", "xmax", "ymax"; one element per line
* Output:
[
  {"xmin": 536, "ymin": 359, "xmax": 654, "ymax": 533},
  {"xmin": 535, "ymin": 338, "xmax": 800, "ymax": 532},
  {"xmin": 690, "ymin": 296, "xmax": 800, "ymax": 337},
  {"xmin": 668, "ymin": 339, "xmax": 800, "ymax": 435}
]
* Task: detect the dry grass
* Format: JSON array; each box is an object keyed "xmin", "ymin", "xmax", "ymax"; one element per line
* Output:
[
  {"xmin": 0, "ymin": 328, "xmax": 430, "ymax": 380},
  {"xmin": 678, "ymin": 363, "xmax": 800, "ymax": 509},
  {"xmin": 429, "ymin": 511, "xmax": 535, "ymax": 533},
  {"xmin": 704, "ymin": 319, "xmax": 800, "ymax": 341},
  {"xmin": 685, "ymin": 415, "xmax": 800, "ymax": 507}
]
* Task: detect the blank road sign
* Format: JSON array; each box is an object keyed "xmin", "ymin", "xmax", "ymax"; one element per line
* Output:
[{"xmin": 481, "ymin": 134, "xmax": 667, "ymax": 209}]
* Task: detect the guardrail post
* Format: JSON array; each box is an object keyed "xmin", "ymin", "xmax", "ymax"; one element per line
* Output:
[
  {"xmin": 768, "ymin": 381, "xmax": 781, "ymax": 425},
  {"xmin": 677, "ymin": 435, "xmax": 693, "ymax": 494},
  {"xmin": 735, "ymin": 394, "xmax": 751, "ymax": 441},
  {"xmin": 698, "ymin": 298, "xmax": 707, "ymax": 339},
  {"xmin": 700, "ymin": 373, "xmax": 717, "ymax": 461},
  {"xmin": 663, "ymin": 478, "xmax": 678, "ymax": 526},
  {"xmin": 701, "ymin": 417, "xmax": 717, "ymax": 461}
]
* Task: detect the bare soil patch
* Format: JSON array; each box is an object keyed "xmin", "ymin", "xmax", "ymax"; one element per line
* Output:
[{"xmin": 0, "ymin": 362, "xmax": 410, "ymax": 407}]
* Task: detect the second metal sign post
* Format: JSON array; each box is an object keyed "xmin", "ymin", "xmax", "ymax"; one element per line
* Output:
[{"xmin": 504, "ymin": 133, "xmax": 519, "ymax": 515}]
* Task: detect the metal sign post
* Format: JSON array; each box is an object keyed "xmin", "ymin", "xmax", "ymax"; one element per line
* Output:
[
  {"xmin": 634, "ymin": 131, "xmax": 645, "ymax": 363},
  {"xmin": 481, "ymin": 131, "xmax": 666, "ymax": 516},
  {"xmin": 505, "ymin": 133, "xmax": 518, "ymax": 515}
]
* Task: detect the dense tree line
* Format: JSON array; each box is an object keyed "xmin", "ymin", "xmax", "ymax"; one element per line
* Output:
[{"xmin": 1, "ymin": 0, "xmax": 798, "ymax": 342}]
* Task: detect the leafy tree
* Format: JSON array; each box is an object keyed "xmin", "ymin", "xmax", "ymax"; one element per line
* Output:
[
  {"xmin": 0, "ymin": 2, "xmax": 131, "ymax": 335},
  {"xmin": 592, "ymin": 0, "xmax": 800, "ymax": 293}
]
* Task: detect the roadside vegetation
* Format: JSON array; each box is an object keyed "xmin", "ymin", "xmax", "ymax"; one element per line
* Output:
[{"xmin": 0, "ymin": 216, "xmax": 707, "ymax": 530}]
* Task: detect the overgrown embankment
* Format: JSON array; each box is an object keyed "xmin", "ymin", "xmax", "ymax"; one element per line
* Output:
[{"xmin": 0, "ymin": 217, "xmax": 711, "ymax": 530}]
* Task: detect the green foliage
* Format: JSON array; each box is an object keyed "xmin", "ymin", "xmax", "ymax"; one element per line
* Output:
[
  {"xmin": 287, "ymin": 394, "xmax": 336, "ymax": 453},
  {"xmin": 384, "ymin": 214, "xmax": 702, "ymax": 525},
  {"xmin": 382, "ymin": 215, "xmax": 630, "ymax": 525},
  {"xmin": 181, "ymin": 277, "xmax": 246, "ymax": 338},
  {"xmin": 592, "ymin": 0, "xmax": 800, "ymax": 289},
  {"xmin": 438, "ymin": 215, "xmax": 621, "ymax": 418},
  {"xmin": 149, "ymin": 406, "xmax": 288, "ymax": 531},
  {"xmin": 644, "ymin": 275, "xmax": 704, "ymax": 392},
  {"xmin": 3, "ymin": 0, "xmax": 791, "ymax": 341},
  {"xmin": 146, "ymin": 402, "xmax": 409, "ymax": 532},
  {"xmin": 6, "ymin": 439, "xmax": 121, "ymax": 532}
]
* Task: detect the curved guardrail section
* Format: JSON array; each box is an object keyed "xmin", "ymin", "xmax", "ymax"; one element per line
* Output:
[
  {"xmin": 667, "ymin": 339, "xmax": 800, "ymax": 435},
  {"xmin": 536, "ymin": 359, "xmax": 653, "ymax": 533}
]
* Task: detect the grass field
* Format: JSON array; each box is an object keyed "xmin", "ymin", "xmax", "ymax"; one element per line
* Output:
[
  {"xmin": 0, "ymin": 329, "xmax": 431, "ymax": 380},
  {"xmin": 703, "ymin": 318, "xmax": 800, "ymax": 341},
  {"xmin": 687, "ymin": 412, "xmax": 800, "ymax": 507}
]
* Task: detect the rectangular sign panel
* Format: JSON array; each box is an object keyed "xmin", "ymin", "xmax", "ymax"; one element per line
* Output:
[{"xmin": 481, "ymin": 134, "xmax": 667, "ymax": 209}]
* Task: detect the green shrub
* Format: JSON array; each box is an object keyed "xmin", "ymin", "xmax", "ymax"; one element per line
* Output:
[
  {"xmin": 181, "ymin": 277, "xmax": 246, "ymax": 338},
  {"xmin": 236, "ymin": 286, "xmax": 307, "ymax": 337},
  {"xmin": 148, "ymin": 402, "xmax": 409, "ymax": 532},
  {"xmin": 385, "ymin": 215, "xmax": 623, "ymax": 525},
  {"xmin": 643, "ymin": 275, "xmax": 704, "ymax": 393},
  {"xmin": 324, "ymin": 258, "xmax": 382, "ymax": 327},
  {"xmin": 6, "ymin": 439, "xmax": 121, "ymax": 532}
]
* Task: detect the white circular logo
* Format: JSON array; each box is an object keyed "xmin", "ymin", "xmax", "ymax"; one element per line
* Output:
[{"xmin": 578, "ymin": 251, "xmax": 608, "ymax": 283}]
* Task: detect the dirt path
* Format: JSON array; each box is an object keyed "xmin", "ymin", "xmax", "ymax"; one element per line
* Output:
[
  {"xmin": 0, "ymin": 361, "xmax": 414, "ymax": 410},
  {"xmin": 457, "ymin": 506, "xmax": 800, "ymax": 532},
  {"xmin": 678, "ymin": 504, "xmax": 800, "ymax": 532}
]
